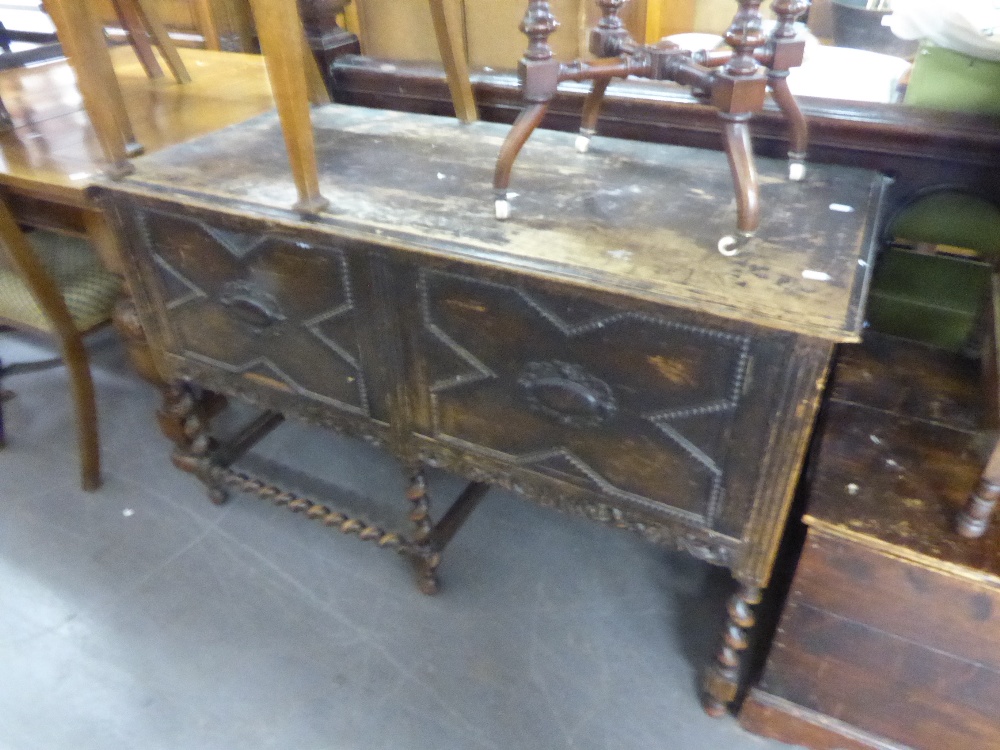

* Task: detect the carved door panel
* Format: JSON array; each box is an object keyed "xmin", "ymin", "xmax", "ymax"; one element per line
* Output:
[
  {"xmin": 130, "ymin": 206, "xmax": 374, "ymax": 420},
  {"xmin": 406, "ymin": 265, "xmax": 788, "ymax": 534}
]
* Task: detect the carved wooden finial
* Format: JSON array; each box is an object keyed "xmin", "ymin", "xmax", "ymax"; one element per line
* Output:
[
  {"xmin": 595, "ymin": 0, "xmax": 628, "ymax": 32},
  {"xmin": 771, "ymin": 0, "xmax": 810, "ymax": 39},
  {"xmin": 590, "ymin": 0, "xmax": 634, "ymax": 57},
  {"xmin": 520, "ymin": 0, "xmax": 559, "ymax": 61},
  {"xmin": 724, "ymin": 0, "xmax": 766, "ymax": 76}
]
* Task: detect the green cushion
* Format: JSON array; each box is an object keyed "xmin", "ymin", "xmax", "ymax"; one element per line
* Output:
[
  {"xmin": 905, "ymin": 42, "xmax": 1000, "ymax": 117},
  {"xmin": 891, "ymin": 191, "xmax": 1000, "ymax": 260},
  {"xmin": 867, "ymin": 247, "xmax": 990, "ymax": 351}
]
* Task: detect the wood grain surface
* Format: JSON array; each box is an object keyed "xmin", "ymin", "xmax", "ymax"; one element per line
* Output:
[{"xmin": 104, "ymin": 104, "xmax": 886, "ymax": 341}]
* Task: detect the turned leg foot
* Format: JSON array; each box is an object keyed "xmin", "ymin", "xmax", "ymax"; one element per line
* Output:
[
  {"xmin": 208, "ymin": 486, "xmax": 230, "ymax": 506},
  {"xmin": 702, "ymin": 582, "xmax": 762, "ymax": 717},
  {"xmin": 577, "ymin": 77, "xmax": 610, "ymax": 154},
  {"xmin": 409, "ymin": 550, "xmax": 442, "ymax": 595},
  {"xmin": 957, "ymin": 477, "xmax": 1000, "ymax": 538},
  {"xmin": 406, "ymin": 468, "xmax": 441, "ymax": 594},
  {"xmin": 160, "ymin": 381, "xmax": 227, "ymax": 505},
  {"xmin": 718, "ymin": 118, "xmax": 760, "ymax": 257},
  {"xmin": 493, "ymin": 102, "xmax": 551, "ymax": 220}
]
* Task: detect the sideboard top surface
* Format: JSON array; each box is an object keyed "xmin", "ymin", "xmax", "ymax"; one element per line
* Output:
[{"xmin": 102, "ymin": 104, "xmax": 885, "ymax": 342}]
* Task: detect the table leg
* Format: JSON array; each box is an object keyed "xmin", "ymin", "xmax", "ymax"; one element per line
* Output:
[
  {"xmin": 703, "ymin": 582, "xmax": 763, "ymax": 717},
  {"xmin": 160, "ymin": 381, "xmax": 229, "ymax": 505},
  {"xmin": 406, "ymin": 468, "xmax": 441, "ymax": 595}
]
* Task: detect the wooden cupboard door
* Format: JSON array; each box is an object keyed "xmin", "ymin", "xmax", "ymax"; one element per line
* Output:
[
  {"xmin": 407, "ymin": 264, "xmax": 777, "ymax": 531},
  {"xmin": 132, "ymin": 207, "xmax": 373, "ymax": 419}
]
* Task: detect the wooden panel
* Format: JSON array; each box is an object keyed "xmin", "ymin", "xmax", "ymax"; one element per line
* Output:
[
  {"xmin": 792, "ymin": 533, "xmax": 1000, "ymax": 672},
  {"xmin": 649, "ymin": 0, "xmax": 696, "ymax": 39},
  {"xmin": 135, "ymin": 206, "xmax": 372, "ymax": 417},
  {"xmin": 806, "ymin": 341, "xmax": 1000, "ymax": 575},
  {"xmin": 761, "ymin": 592, "xmax": 1000, "ymax": 750},
  {"xmin": 467, "ymin": 0, "xmax": 576, "ymax": 68},
  {"xmin": 740, "ymin": 689, "xmax": 907, "ymax": 750},
  {"xmin": 828, "ymin": 334, "xmax": 982, "ymax": 431},
  {"xmin": 3, "ymin": 194, "xmax": 88, "ymax": 236},
  {"xmin": 355, "ymin": 0, "xmax": 441, "ymax": 61},
  {"xmin": 408, "ymin": 265, "xmax": 756, "ymax": 522}
]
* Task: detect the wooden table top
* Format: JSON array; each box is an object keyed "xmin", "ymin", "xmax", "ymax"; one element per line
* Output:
[
  {"xmin": 0, "ymin": 46, "xmax": 274, "ymax": 206},
  {"xmin": 107, "ymin": 104, "xmax": 886, "ymax": 342}
]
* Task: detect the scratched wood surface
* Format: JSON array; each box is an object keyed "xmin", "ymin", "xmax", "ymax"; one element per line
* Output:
[
  {"xmin": 105, "ymin": 104, "xmax": 885, "ymax": 342},
  {"xmin": 806, "ymin": 334, "xmax": 1000, "ymax": 580}
]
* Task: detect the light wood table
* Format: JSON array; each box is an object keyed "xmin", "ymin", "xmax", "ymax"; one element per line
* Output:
[
  {"xmin": 0, "ymin": 46, "xmax": 274, "ymax": 249},
  {"xmin": 0, "ymin": 46, "xmax": 276, "ymax": 379}
]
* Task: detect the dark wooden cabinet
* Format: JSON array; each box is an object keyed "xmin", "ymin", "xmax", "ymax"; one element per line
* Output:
[{"xmin": 97, "ymin": 103, "xmax": 885, "ymax": 713}]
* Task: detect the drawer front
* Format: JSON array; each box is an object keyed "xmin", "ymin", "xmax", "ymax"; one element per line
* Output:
[
  {"xmin": 408, "ymin": 266, "xmax": 774, "ymax": 530},
  {"xmin": 133, "ymin": 207, "xmax": 371, "ymax": 418}
]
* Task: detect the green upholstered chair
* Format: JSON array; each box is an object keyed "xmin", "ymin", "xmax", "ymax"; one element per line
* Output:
[
  {"xmin": 0, "ymin": 199, "xmax": 121, "ymax": 490},
  {"xmin": 869, "ymin": 192, "xmax": 1000, "ymax": 352}
]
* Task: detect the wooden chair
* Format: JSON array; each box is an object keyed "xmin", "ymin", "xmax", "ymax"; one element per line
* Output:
[
  {"xmin": 248, "ymin": 0, "xmax": 477, "ymax": 216},
  {"xmin": 42, "ymin": 0, "xmax": 192, "ymax": 176},
  {"xmin": 246, "ymin": 0, "xmax": 333, "ymax": 215},
  {"xmin": 0, "ymin": 198, "xmax": 122, "ymax": 490}
]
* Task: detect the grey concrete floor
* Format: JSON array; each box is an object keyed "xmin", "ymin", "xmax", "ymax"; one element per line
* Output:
[{"xmin": 0, "ymin": 326, "xmax": 797, "ymax": 750}]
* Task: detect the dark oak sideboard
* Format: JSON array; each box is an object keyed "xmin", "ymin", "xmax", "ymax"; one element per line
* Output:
[{"xmin": 95, "ymin": 104, "xmax": 886, "ymax": 714}]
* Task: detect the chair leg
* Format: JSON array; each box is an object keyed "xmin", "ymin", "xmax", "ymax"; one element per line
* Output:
[
  {"xmin": 247, "ymin": 0, "xmax": 328, "ymax": 216},
  {"xmin": 957, "ymin": 443, "xmax": 1000, "ymax": 538},
  {"xmin": 44, "ymin": 0, "xmax": 139, "ymax": 176},
  {"xmin": 427, "ymin": 0, "xmax": 478, "ymax": 124},
  {"xmin": 129, "ymin": 0, "xmax": 193, "ymax": 84},
  {"xmin": 60, "ymin": 333, "xmax": 101, "ymax": 491},
  {"xmin": 0, "ymin": 356, "xmax": 6, "ymax": 450},
  {"xmin": 110, "ymin": 0, "xmax": 165, "ymax": 80}
]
